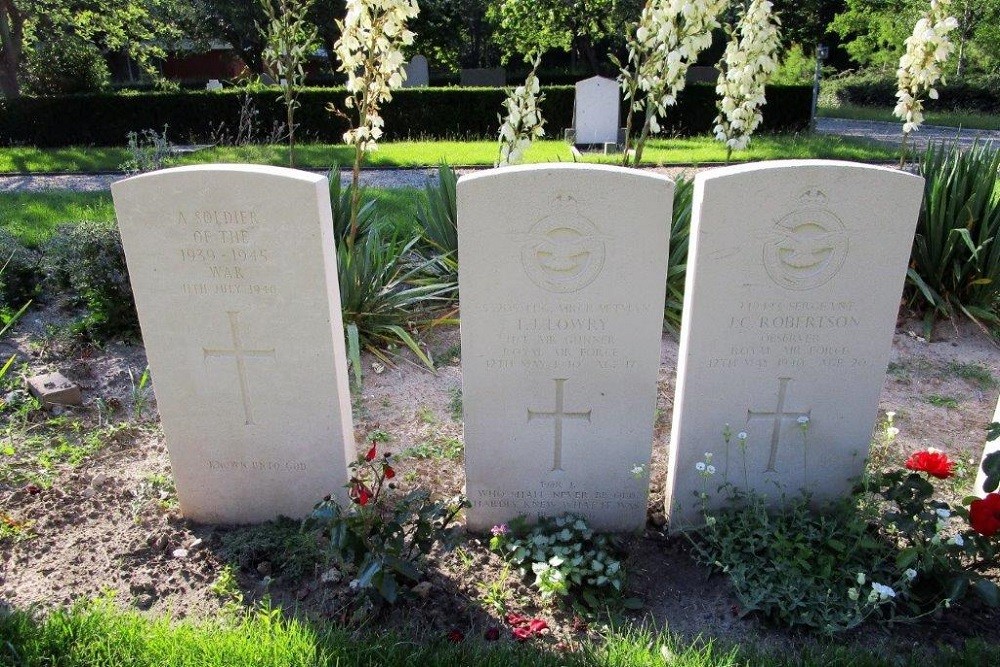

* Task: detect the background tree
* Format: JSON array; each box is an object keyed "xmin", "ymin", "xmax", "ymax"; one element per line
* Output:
[
  {"xmin": 831, "ymin": 0, "xmax": 999, "ymax": 76},
  {"xmin": 486, "ymin": 0, "xmax": 618, "ymax": 72},
  {"xmin": 0, "ymin": 0, "xmax": 192, "ymax": 98}
]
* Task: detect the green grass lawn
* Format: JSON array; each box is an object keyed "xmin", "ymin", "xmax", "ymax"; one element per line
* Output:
[
  {"xmin": 2, "ymin": 598, "xmax": 997, "ymax": 667},
  {"xmin": 0, "ymin": 134, "xmax": 897, "ymax": 174},
  {"xmin": 0, "ymin": 188, "xmax": 425, "ymax": 248},
  {"xmin": 819, "ymin": 104, "xmax": 1000, "ymax": 131}
]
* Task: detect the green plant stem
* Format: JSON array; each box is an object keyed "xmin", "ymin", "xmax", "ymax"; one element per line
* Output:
[
  {"xmin": 287, "ymin": 87, "xmax": 296, "ymax": 168},
  {"xmin": 899, "ymin": 130, "xmax": 909, "ymax": 169},
  {"xmin": 349, "ymin": 144, "xmax": 363, "ymax": 249},
  {"xmin": 633, "ymin": 108, "xmax": 654, "ymax": 166}
]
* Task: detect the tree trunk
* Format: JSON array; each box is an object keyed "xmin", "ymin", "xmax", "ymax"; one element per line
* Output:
[{"xmin": 0, "ymin": 0, "xmax": 24, "ymax": 98}]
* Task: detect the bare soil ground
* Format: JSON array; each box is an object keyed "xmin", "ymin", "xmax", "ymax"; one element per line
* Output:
[{"xmin": 2, "ymin": 303, "xmax": 998, "ymax": 654}]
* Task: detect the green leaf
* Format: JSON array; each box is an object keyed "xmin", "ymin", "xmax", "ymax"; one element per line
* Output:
[
  {"xmin": 376, "ymin": 572, "xmax": 398, "ymax": 604},
  {"xmin": 895, "ymin": 547, "xmax": 919, "ymax": 570},
  {"xmin": 974, "ymin": 579, "xmax": 1000, "ymax": 607},
  {"xmin": 622, "ymin": 597, "xmax": 644, "ymax": 610}
]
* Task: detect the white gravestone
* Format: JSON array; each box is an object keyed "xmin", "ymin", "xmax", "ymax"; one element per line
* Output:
[
  {"xmin": 664, "ymin": 161, "xmax": 924, "ymax": 529},
  {"xmin": 975, "ymin": 394, "xmax": 1000, "ymax": 497},
  {"xmin": 112, "ymin": 165, "xmax": 355, "ymax": 524},
  {"xmin": 459, "ymin": 164, "xmax": 674, "ymax": 532},
  {"xmin": 403, "ymin": 55, "xmax": 430, "ymax": 87},
  {"xmin": 573, "ymin": 76, "xmax": 620, "ymax": 146}
]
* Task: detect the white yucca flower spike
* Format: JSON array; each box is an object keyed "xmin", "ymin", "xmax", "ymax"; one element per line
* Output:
[
  {"xmin": 894, "ymin": 0, "xmax": 958, "ymax": 136},
  {"xmin": 497, "ymin": 57, "xmax": 546, "ymax": 167},
  {"xmin": 619, "ymin": 0, "xmax": 729, "ymax": 165},
  {"xmin": 714, "ymin": 0, "xmax": 781, "ymax": 155},
  {"xmin": 335, "ymin": 0, "xmax": 420, "ymax": 152}
]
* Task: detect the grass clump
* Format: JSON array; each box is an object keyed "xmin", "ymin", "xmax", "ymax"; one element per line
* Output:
[{"xmin": 218, "ymin": 517, "xmax": 323, "ymax": 582}]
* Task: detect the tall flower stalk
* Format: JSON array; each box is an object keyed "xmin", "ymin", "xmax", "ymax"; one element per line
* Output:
[
  {"xmin": 618, "ymin": 0, "xmax": 729, "ymax": 167},
  {"xmin": 713, "ymin": 0, "xmax": 781, "ymax": 163},
  {"xmin": 894, "ymin": 0, "xmax": 959, "ymax": 168},
  {"xmin": 496, "ymin": 56, "xmax": 545, "ymax": 167},
  {"xmin": 260, "ymin": 0, "xmax": 318, "ymax": 168},
  {"xmin": 333, "ymin": 0, "xmax": 419, "ymax": 248}
]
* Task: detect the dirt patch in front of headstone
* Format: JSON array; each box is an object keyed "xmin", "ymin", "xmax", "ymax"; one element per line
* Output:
[{"xmin": 1, "ymin": 306, "xmax": 998, "ymax": 655}]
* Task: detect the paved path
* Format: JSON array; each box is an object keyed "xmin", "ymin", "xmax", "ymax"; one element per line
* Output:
[
  {"xmin": 815, "ymin": 116, "xmax": 1000, "ymax": 150},
  {"xmin": 2, "ymin": 118, "xmax": 998, "ymax": 193},
  {"xmin": 0, "ymin": 167, "xmax": 459, "ymax": 194}
]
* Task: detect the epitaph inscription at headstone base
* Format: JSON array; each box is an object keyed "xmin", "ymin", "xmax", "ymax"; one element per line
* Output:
[
  {"xmin": 664, "ymin": 161, "xmax": 924, "ymax": 529},
  {"xmin": 112, "ymin": 165, "xmax": 355, "ymax": 524},
  {"xmin": 573, "ymin": 76, "xmax": 620, "ymax": 146},
  {"xmin": 403, "ymin": 55, "xmax": 429, "ymax": 87},
  {"xmin": 459, "ymin": 164, "xmax": 674, "ymax": 532},
  {"xmin": 975, "ymin": 394, "xmax": 1000, "ymax": 497}
]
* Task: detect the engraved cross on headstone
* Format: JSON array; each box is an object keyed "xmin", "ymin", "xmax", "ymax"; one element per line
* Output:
[
  {"xmin": 746, "ymin": 377, "xmax": 811, "ymax": 473},
  {"xmin": 527, "ymin": 378, "xmax": 592, "ymax": 471},
  {"xmin": 203, "ymin": 311, "xmax": 275, "ymax": 426}
]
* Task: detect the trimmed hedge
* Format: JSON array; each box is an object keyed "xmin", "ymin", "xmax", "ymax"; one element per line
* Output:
[
  {"xmin": 0, "ymin": 84, "xmax": 811, "ymax": 147},
  {"xmin": 825, "ymin": 72, "xmax": 1000, "ymax": 114}
]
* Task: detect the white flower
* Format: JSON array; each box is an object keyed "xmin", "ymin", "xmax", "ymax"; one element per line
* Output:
[
  {"xmin": 706, "ymin": 464, "xmax": 717, "ymax": 475},
  {"xmin": 796, "ymin": 415, "xmax": 810, "ymax": 425},
  {"xmin": 621, "ymin": 0, "xmax": 729, "ymax": 137},
  {"xmin": 894, "ymin": 0, "xmax": 958, "ymax": 134},
  {"xmin": 631, "ymin": 464, "xmax": 648, "ymax": 479},
  {"xmin": 497, "ymin": 57, "xmax": 545, "ymax": 166},
  {"xmin": 713, "ymin": 0, "xmax": 781, "ymax": 152},
  {"xmin": 904, "ymin": 568, "xmax": 918, "ymax": 581},
  {"xmin": 886, "ymin": 411, "xmax": 896, "ymax": 420},
  {"xmin": 887, "ymin": 426, "xmax": 900, "ymax": 438},
  {"xmin": 738, "ymin": 431, "xmax": 748, "ymax": 441},
  {"xmin": 871, "ymin": 582, "xmax": 896, "ymax": 600},
  {"xmin": 335, "ymin": 0, "xmax": 420, "ymax": 153},
  {"xmin": 857, "ymin": 572, "xmax": 866, "ymax": 585},
  {"xmin": 948, "ymin": 534, "xmax": 964, "ymax": 547},
  {"xmin": 848, "ymin": 587, "xmax": 859, "ymax": 601},
  {"xmin": 704, "ymin": 452, "xmax": 713, "ymax": 461},
  {"xmin": 705, "ymin": 515, "xmax": 717, "ymax": 526},
  {"xmin": 696, "ymin": 461, "xmax": 707, "ymax": 471}
]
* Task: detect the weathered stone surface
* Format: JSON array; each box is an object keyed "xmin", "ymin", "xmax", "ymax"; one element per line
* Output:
[
  {"xmin": 27, "ymin": 372, "xmax": 82, "ymax": 407},
  {"xmin": 664, "ymin": 160, "xmax": 924, "ymax": 529},
  {"xmin": 112, "ymin": 165, "xmax": 355, "ymax": 524},
  {"xmin": 573, "ymin": 76, "xmax": 620, "ymax": 146},
  {"xmin": 459, "ymin": 164, "xmax": 674, "ymax": 532}
]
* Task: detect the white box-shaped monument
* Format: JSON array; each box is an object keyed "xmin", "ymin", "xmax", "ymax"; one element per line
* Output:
[
  {"xmin": 113, "ymin": 165, "xmax": 355, "ymax": 524},
  {"xmin": 459, "ymin": 164, "xmax": 674, "ymax": 532},
  {"xmin": 665, "ymin": 161, "xmax": 924, "ymax": 529},
  {"xmin": 573, "ymin": 76, "xmax": 620, "ymax": 145}
]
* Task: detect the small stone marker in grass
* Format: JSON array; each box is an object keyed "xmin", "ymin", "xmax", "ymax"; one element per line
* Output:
[
  {"xmin": 572, "ymin": 76, "xmax": 620, "ymax": 148},
  {"xmin": 458, "ymin": 164, "xmax": 674, "ymax": 532},
  {"xmin": 975, "ymin": 394, "xmax": 1000, "ymax": 497},
  {"xmin": 664, "ymin": 160, "xmax": 924, "ymax": 529},
  {"xmin": 112, "ymin": 165, "xmax": 355, "ymax": 524},
  {"xmin": 26, "ymin": 372, "xmax": 82, "ymax": 407}
]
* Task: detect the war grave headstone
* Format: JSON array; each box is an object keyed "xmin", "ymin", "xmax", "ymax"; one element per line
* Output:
[
  {"xmin": 458, "ymin": 164, "xmax": 674, "ymax": 532},
  {"xmin": 403, "ymin": 55, "xmax": 430, "ymax": 87},
  {"xmin": 572, "ymin": 76, "xmax": 620, "ymax": 148},
  {"xmin": 112, "ymin": 165, "xmax": 355, "ymax": 524},
  {"xmin": 664, "ymin": 160, "xmax": 924, "ymax": 529},
  {"xmin": 975, "ymin": 394, "xmax": 1000, "ymax": 497}
]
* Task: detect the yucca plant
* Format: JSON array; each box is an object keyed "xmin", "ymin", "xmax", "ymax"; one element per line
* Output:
[
  {"xmin": 664, "ymin": 176, "xmax": 694, "ymax": 332},
  {"xmin": 414, "ymin": 163, "xmax": 459, "ymax": 285},
  {"xmin": 908, "ymin": 141, "xmax": 1000, "ymax": 332},
  {"xmin": 329, "ymin": 167, "xmax": 377, "ymax": 246},
  {"xmin": 337, "ymin": 226, "xmax": 456, "ymax": 387}
]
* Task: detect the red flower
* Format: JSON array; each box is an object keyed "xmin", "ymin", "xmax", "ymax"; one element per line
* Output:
[
  {"xmin": 484, "ymin": 627, "xmax": 500, "ymax": 641},
  {"xmin": 506, "ymin": 613, "xmax": 527, "ymax": 627},
  {"xmin": 970, "ymin": 493, "xmax": 1000, "ymax": 537},
  {"xmin": 512, "ymin": 626, "xmax": 532, "ymax": 642},
  {"xmin": 365, "ymin": 442, "xmax": 377, "ymax": 461},
  {"xmin": 383, "ymin": 464, "xmax": 396, "ymax": 479},
  {"xmin": 905, "ymin": 450, "xmax": 954, "ymax": 479},
  {"xmin": 527, "ymin": 618, "xmax": 548, "ymax": 634},
  {"xmin": 349, "ymin": 481, "xmax": 373, "ymax": 506},
  {"xmin": 446, "ymin": 629, "xmax": 464, "ymax": 643}
]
